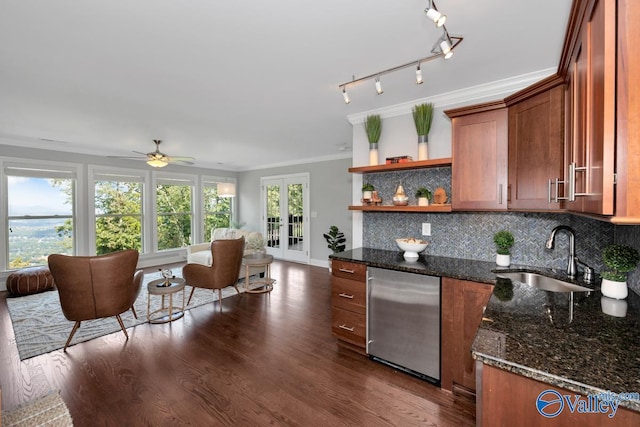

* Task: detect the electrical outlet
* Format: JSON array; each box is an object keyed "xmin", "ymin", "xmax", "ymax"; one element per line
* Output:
[{"xmin": 422, "ymin": 223, "xmax": 431, "ymax": 236}]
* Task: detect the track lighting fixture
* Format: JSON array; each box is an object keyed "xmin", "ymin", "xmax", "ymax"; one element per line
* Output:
[
  {"xmin": 415, "ymin": 64, "xmax": 423, "ymax": 85},
  {"xmin": 375, "ymin": 77, "xmax": 383, "ymax": 94},
  {"xmin": 338, "ymin": 2, "xmax": 462, "ymax": 103},
  {"xmin": 342, "ymin": 87, "xmax": 351, "ymax": 104},
  {"xmin": 425, "ymin": 0, "xmax": 446, "ymax": 27}
]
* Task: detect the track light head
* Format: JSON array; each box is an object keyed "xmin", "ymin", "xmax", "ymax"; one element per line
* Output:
[
  {"xmin": 415, "ymin": 64, "xmax": 423, "ymax": 84},
  {"xmin": 375, "ymin": 77, "xmax": 383, "ymax": 94},
  {"xmin": 342, "ymin": 87, "xmax": 351, "ymax": 104},
  {"xmin": 425, "ymin": 7, "xmax": 446, "ymax": 27}
]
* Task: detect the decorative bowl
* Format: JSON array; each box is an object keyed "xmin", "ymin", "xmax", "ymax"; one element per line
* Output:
[{"xmin": 396, "ymin": 238, "xmax": 428, "ymax": 259}]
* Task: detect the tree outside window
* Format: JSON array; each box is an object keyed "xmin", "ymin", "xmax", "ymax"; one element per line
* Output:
[
  {"xmin": 156, "ymin": 181, "xmax": 193, "ymax": 250},
  {"xmin": 203, "ymin": 184, "xmax": 231, "ymax": 240},
  {"xmin": 95, "ymin": 179, "xmax": 143, "ymax": 254}
]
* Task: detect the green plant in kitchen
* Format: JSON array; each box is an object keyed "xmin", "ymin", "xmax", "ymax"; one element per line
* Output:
[
  {"xmin": 412, "ymin": 103, "xmax": 434, "ymax": 160},
  {"xmin": 364, "ymin": 115, "xmax": 382, "ymax": 144},
  {"xmin": 601, "ymin": 244, "xmax": 639, "ymax": 282},
  {"xmin": 493, "ymin": 230, "xmax": 515, "ymax": 255},
  {"xmin": 415, "ymin": 187, "xmax": 432, "ymax": 199},
  {"xmin": 493, "ymin": 230, "xmax": 514, "ymax": 267},
  {"xmin": 323, "ymin": 225, "xmax": 346, "ymax": 254},
  {"xmin": 362, "ymin": 183, "xmax": 375, "ymax": 192}
]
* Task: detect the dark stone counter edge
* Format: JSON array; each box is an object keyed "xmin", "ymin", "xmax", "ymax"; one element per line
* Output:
[{"xmin": 473, "ymin": 352, "xmax": 640, "ymax": 413}]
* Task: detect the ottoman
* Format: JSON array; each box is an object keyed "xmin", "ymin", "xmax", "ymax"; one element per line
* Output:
[{"xmin": 6, "ymin": 267, "xmax": 55, "ymax": 297}]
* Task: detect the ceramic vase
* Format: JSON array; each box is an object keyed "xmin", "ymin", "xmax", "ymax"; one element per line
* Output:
[
  {"xmin": 418, "ymin": 135, "xmax": 428, "ymax": 161},
  {"xmin": 601, "ymin": 296, "xmax": 628, "ymax": 317},
  {"xmin": 418, "ymin": 197, "xmax": 429, "ymax": 206},
  {"xmin": 392, "ymin": 185, "xmax": 409, "ymax": 206},
  {"xmin": 601, "ymin": 278, "xmax": 628, "ymax": 299},
  {"xmin": 369, "ymin": 143, "xmax": 379, "ymax": 165},
  {"xmin": 496, "ymin": 254, "xmax": 510, "ymax": 267}
]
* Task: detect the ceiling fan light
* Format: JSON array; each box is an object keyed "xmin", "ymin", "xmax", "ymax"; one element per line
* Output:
[{"xmin": 147, "ymin": 158, "xmax": 169, "ymax": 168}]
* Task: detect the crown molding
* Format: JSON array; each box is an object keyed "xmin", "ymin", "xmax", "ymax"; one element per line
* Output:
[
  {"xmin": 238, "ymin": 152, "xmax": 352, "ymax": 172},
  {"xmin": 346, "ymin": 67, "xmax": 557, "ymax": 124}
]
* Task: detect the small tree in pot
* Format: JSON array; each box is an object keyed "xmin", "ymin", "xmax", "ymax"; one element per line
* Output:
[
  {"xmin": 412, "ymin": 103, "xmax": 434, "ymax": 160},
  {"xmin": 493, "ymin": 230, "xmax": 514, "ymax": 267},
  {"xmin": 601, "ymin": 244, "xmax": 640, "ymax": 299},
  {"xmin": 364, "ymin": 115, "xmax": 382, "ymax": 165},
  {"xmin": 324, "ymin": 226, "xmax": 346, "ymax": 272}
]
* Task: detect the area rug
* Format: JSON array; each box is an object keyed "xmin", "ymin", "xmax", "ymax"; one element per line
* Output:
[
  {"xmin": 2, "ymin": 390, "xmax": 73, "ymax": 427},
  {"xmin": 7, "ymin": 270, "xmax": 252, "ymax": 361}
]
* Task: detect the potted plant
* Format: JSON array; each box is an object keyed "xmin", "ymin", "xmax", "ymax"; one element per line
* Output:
[
  {"xmin": 493, "ymin": 230, "xmax": 514, "ymax": 267},
  {"xmin": 247, "ymin": 234, "xmax": 267, "ymax": 257},
  {"xmin": 364, "ymin": 114, "xmax": 382, "ymax": 165},
  {"xmin": 412, "ymin": 103, "xmax": 434, "ymax": 160},
  {"xmin": 324, "ymin": 226, "xmax": 346, "ymax": 271},
  {"xmin": 415, "ymin": 187, "xmax": 432, "ymax": 206},
  {"xmin": 601, "ymin": 244, "xmax": 640, "ymax": 299},
  {"xmin": 362, "ymin": 183, "xmax": 375, "ymax": 204}
]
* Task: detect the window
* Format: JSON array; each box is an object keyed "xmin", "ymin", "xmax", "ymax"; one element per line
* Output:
[
  {"xmin": 203, "ymin": 178, "xmax": 233, "ymax": 241},
  {"xmin": 5, "ymin": 166, "xmax": 76, "ymax": 268},
  {"xmin": 93, "ymin": 173, "xmax": 144, "ymax": 255},
  {"xmin": 156, "ymin": 177, "xmax": 193, "ymax": 250}
]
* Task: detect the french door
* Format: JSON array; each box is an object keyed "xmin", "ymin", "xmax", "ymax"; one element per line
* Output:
[{"xmin": 261, "ymin": 174, "xmax": 309, "ymax": 263}]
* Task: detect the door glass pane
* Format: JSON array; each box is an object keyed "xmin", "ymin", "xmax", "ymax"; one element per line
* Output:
[
  {"xmin": 287, "ymin": 183, "xmax": 304, "ymax": 252},
  {"xmin": 266, "ymin": 184, "xmax": 280, "ymax": 249}
]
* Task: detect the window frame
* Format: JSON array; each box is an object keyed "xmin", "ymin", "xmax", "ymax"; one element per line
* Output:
[
  {"xmin": 153, "ymin": 172, "xmax": 197, "ymax": 252},
  {"xmin": 200, "ymin": 176, "xmax": 236, "ymax": 243}
]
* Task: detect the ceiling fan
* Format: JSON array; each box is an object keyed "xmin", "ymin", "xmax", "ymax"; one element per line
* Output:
[{"xmin": 109, "ymin": 140, "xmax": 195, "ymax": 168}]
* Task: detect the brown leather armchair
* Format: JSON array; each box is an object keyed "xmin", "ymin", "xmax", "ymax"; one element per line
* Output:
[
  {"xmin": 182, "ymin": 237, "xmax": 245, "ymax": 310},
  {"xmin": 47, "ymin": 249, "xmax": 144, "ymax": 351}
]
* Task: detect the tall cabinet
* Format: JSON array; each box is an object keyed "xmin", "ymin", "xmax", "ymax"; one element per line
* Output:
[{"xmin": 560, "ymin": 0, "xmax": 640, "ymax": 222}]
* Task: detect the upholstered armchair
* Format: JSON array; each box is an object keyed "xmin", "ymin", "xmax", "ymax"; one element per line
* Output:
[
  {"xmin": 47, "ymin": 249, "xmax": 144, "ymax": 351},
  {"xmin": 182, "ymin": 237, "xmax": 245, "ymax": 310}
]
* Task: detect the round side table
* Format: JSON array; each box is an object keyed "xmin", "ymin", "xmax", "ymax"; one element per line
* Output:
[
  {"xmin": 147, "ymin": 277, "xmax": 186, "ymax": 323},
  {"xmin": 243, "ymin": 254, "xmax": 275, "ymax": 294}
]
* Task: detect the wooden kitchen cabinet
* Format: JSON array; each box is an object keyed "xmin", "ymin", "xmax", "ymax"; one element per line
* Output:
[
  {"xmin": 441, "ymin": 277, "xmax": 493, "ymax": 394},
  {"xmin": 330, "ymin": 259, "xmax": 367, "ymax": 353},
  {"xmin": 446, "ymin": 102, "xmax": 508, "ymax": 211},
  {"xmin": 477, "ymin": 363, "xmax": 640, "ymax": 426},
  {"xmin": 505, "ymin": 77, "xmax": 565, "ymax": 211},
  {"xmin": 560, "ymin": 0, "xmax": 640, "ymax": 222}
]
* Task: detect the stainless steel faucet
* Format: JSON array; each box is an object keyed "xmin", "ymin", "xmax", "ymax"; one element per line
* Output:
[
  {"xmin": 545, "ymin": 225, "xmax": 595, "ymax": 283},
  {"xmin": 545, "ymin": 225, "xmax": 578, "ymax": 279}
]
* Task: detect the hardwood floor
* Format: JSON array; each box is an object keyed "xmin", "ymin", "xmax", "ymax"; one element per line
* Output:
[{"xmin": 0, "ymin": 261, "xmax": 475, "ymax": 426}]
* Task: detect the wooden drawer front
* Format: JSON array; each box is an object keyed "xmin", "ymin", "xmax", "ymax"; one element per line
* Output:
[
  {"xmin": 331, "ymin": 277, "xmax": 366, "ymax": 315},
  {"xmin": 331, "ymin": 260, "xmax": 366, "ymax": 282},
  {"xmin": 332, "ymin": 308, "xmax": 366, "ymax": 348}
]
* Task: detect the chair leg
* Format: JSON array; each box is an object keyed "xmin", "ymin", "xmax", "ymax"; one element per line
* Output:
[
  {"xmin": 116, "ymin": 314, "xmax": 129, "ymax": 340},
  {"xmin": 218, "ymin": 289, "xmax": 223, "ymax": 312},
  {"xmin": 130, "ymin": 305, "xmax": 138, "ymax": 319},
  {"xmin": 64, "ymin": 321, "xmax": 81, "ymax": 351},
  {"xmin": 233, "ymin": 285, "xmax": 241, "ymax": 295},
  {"xmin": 187, "ymin": 287, "xmax": 196, "ymax": 305}
]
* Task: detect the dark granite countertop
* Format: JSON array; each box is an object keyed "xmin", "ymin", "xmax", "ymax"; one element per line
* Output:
[{"xmin": 331, "ymin": 248, "xmax": 640, "ymax": 412}]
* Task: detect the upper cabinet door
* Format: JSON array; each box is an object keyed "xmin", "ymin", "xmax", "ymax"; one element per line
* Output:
[
  {"xmin": 507, "ymin": 84, "xmax": 565, "ymax": 211},
  {"xmin": 449, "ymin": 105, "xmax": 508, "ymax": 211}
]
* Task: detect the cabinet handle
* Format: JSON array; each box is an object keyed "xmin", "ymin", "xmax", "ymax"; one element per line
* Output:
[
  {"xmin": 498, "ymin": 184, "xmax": 503, "ymax": 205},
  {"xmin": 339, "ymin": 293, "xmax": 354, "ymax": 299},
  {"xmin": 548, "ymin": 178, "xmax": 553, "ymax": 203},
  {"xmin": 339, "ymin": 324, "xmax": 355, "ymax": 332},
  {"xmin": 338, "ymin": 268, "xmax": 355, "ymax": 274}
]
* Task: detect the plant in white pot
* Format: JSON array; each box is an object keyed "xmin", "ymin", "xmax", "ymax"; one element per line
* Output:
[
  {"xmin": 362, "ymin": 183, "xmax": 375, "ymax": 202},
  {"xmin": 415, "ymin": 187, "xmax": 432, "ymax": 206},
  {"xmin": 600, "ymin": 244, "xmax": 639, "ymax": 299},
  {"xmin": 493, "ymin": 230, "xmax": 514, "ymax": 267},
  {"xmin": 412, "ymin": 103, "xmax": 434, "ymax": 160},
  {"xmin": 364, "ymin": 115, "xmax": 382, "ymax": 165}
]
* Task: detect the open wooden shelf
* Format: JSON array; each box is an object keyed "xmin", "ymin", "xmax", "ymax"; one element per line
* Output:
[
  {"xmin": 348, "ymin": 158, "xmax": 452, "ymax": 174},
  {"xmin": 348, "ymin": 204, "xmax": 452, "ymax": 213}
]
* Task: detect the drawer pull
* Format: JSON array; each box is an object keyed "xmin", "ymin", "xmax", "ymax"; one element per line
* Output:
[
  {"xmin": 338, "ymin": 293, "xmax": 354, "ymax": 299},
  {"xmin": 338, "ymin": 268, "xmax": 355, "ymax": 274},
  {"xmin": 338, "ymin": 324, "xmax": 355, "ymax": 332}
]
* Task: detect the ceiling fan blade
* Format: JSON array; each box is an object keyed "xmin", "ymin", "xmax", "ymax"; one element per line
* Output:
[
  {"xmin": 167, "ymin": 157, "xmax": 195, "ymax": 165},
  {"xmin": 132, "ymin": 150, "xmax": 150, "ymax": 156},
  {"xmin": 107, "ymin": 155, "xmax": 147, "ymax": 160}
]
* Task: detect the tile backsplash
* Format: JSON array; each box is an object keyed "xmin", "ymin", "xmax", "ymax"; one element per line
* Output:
[{"xmin": 361, "ymin": 167, "xmax": 640, "ymax": 295}]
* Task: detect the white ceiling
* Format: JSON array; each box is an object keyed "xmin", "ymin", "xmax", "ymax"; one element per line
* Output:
[{"xmin": 0, "ymin": 0, "xmax": 573, "ymax": 171}]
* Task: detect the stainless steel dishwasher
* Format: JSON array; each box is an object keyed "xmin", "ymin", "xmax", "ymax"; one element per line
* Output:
[{"xmin": 367, "ymin": 267, "xmax": 440, "ymax": 384}]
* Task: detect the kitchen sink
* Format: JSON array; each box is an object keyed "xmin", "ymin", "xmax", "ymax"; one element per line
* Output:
[{"xmin": 496, "ymin": 272, "xmax": 592, "ymax": 293}]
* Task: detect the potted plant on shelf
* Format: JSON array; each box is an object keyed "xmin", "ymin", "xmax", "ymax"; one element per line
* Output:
[
  {"xmin": 600, "ymin": 244, "xmax": 640, "ymax": 299},
  {"xmin": 362, "ymin": 183, "xmax": 375, "ymax": 204},
  {"xmin": 364, "ymin": 114, "xmax": 382, "ymax": 165},
  {"xmin": 493, "ymin": 230, "xmax": 514, "ymax": 267},
  {"xmin": 415, "ymin": 187, "xmax": 432, "ymax": 206},
  {"xmin": 412, "ymin": 103, "xmax": 434, "ymax": 160},
  {"xmin": 324, "ymin": 226, "xmax": 346, "ymax": 271}
]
